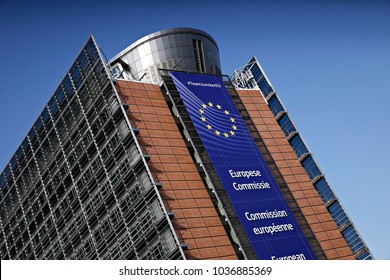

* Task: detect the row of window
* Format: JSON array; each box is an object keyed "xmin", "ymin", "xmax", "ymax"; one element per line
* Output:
[
  {"xmin": 1, "ymin": 38, "xmax": 106, "ymax": 183},
  {"xmin": 0, "ymin": 38, "xmax": 181, "ymax": 260},
  {"xmin": 249, "ymin": 58, "xmax": 372, "ymax": 259},
  {"xmin": 248, "ymin": 58, "xmax": 273, "ymax": 97},
  {"xmin": 0, "ymin": 75, "xmax": 116, "ymax": 241},
  {"xmin": 1, "ymin": 57, "xmax": 114, "ymax": 258}
]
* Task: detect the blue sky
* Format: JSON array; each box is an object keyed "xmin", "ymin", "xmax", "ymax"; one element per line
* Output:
[{"xmin": 0, "ymin": 0, "xmax": 389, "ymax": 259}]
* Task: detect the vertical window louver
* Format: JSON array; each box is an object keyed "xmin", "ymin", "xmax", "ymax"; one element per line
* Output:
[{"xmin": 193, "ymin": 39, "xmax": 206, "ymax": 73}]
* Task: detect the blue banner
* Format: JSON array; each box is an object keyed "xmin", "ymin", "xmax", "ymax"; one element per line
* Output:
[{"xmin": 170, "ymin": 72, "xmax": 317, "ymax": 260}]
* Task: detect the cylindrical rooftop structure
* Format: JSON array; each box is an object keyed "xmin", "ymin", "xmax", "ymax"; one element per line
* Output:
[{"xmin": 109, "ymin": 28, "xmax": 221, "ymax": 83}]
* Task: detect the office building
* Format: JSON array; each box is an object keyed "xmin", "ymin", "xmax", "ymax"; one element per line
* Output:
[{"xmin": 0, "ymin": 28, "xmax": 373, "ymax": 260}]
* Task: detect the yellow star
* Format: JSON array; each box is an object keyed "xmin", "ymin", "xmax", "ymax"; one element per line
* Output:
[
  {"xmin": 207, "ymin": 124, "xmax": 212, "ymax": 130},
  {"xmin": 216, "ymin": 104, "xmax": 222, "ymax": 110},
  {"xmin": 230, "ymin": 117, "xmax": 235, "ymax": 122},
  {"xmin": 224, "ymin": 110, "xmax": 230, "ymax": 115},
  {"xmin": 230, "ymin": 130, "xmax": 235, "ymax": 136},
  {"xmin": 201, "ymin": 116, "xmax": 206, "ymax": 122},
  {"xmin": 223, "ymin": 132, "xmax": 229, "ymax": 138},
  {"xmin": 199, "ymin": 109, "xmax": 204, "ymax": 114},
  {"xmin": 208, "ymin": 102, "xmax": 213, "ymax": 107},
  {"xmin": 202, "ymin": 104, "xmax": 207, "ymax": 109},
  {"xmin": 232, "ymin": 125, "xmax": 237, "ymax": 130},
  {"xmin": 215, "ymin": 130, "xmax": 221, "ymax": 136}
]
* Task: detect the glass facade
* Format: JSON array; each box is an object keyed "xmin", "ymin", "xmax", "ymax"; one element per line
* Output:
[
  {"xmin": 233, "ymin": 56, "xmax": 373, "ymax": 260},
  {"xmin": 0, "ymin": 37, "xmax": 183, "ymax": 260}
]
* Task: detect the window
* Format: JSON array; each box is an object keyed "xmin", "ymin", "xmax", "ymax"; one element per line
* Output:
[
  {"xmin": 118, "ymin": 119, "xmax": 130, "ymax": 137},
  {"xmin": 249, "ymin": 61, "xmax": 273, "ymax": 97},
  {"xmin": 110, "ymin": 64, "xmax": 124, "ymax": 79},
  {"xmin": 342, "ymin": 226, "xmax": 366, "ymax": 254},
  {"xmin": 193, "ymin": 39, "xmax": 206, "ymax": 73},
  {"xmin": 278, "ymin": 114, "xmax": 296, "ymax": 137},
  {"xmin": 55, "ymin": 87, "xmax": 65, "ymax": 106},
  {"xmin": 129, "ymin": 185, "xmax": 141, "ymax": 205},
  {"xmin": 301, "ymin": 155, "xmax": 322, "ymax": 180},
  {"xmin": 314, "ymin": 178, "xmax": 335, "ymax": 203},
  {"xmin": 144, "ymin": 242, "xmax": 165, "ymax": 259},
  {"xmin": 289, "ymin": 134, "xmax": 309, "ymax": 158},
  {"xmin": 48, "ymin": 97, "xmax": 58, "ymax": 115},
  {"xmin": 268, "ymin": 95, "xmax": 284, "ymax": 117},
  {"xmin": 328, "ymin": 201, "xmax": 350, "ymax": 228}
]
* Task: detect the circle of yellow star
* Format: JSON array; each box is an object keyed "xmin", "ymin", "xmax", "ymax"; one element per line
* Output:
[{"xmin": 199, "ymin": 102, "xmax": 237, "ymax": 138}]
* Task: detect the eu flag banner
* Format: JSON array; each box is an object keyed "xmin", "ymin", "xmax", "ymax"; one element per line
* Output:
[{"xmin": 170, "ymin": 72, "xmax": 317, "ymax": 260}]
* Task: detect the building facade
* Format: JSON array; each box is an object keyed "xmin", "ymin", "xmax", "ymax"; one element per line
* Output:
[{"xmin": 0, "ymin": 28, "xmax": 373, "ymax": 260}]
